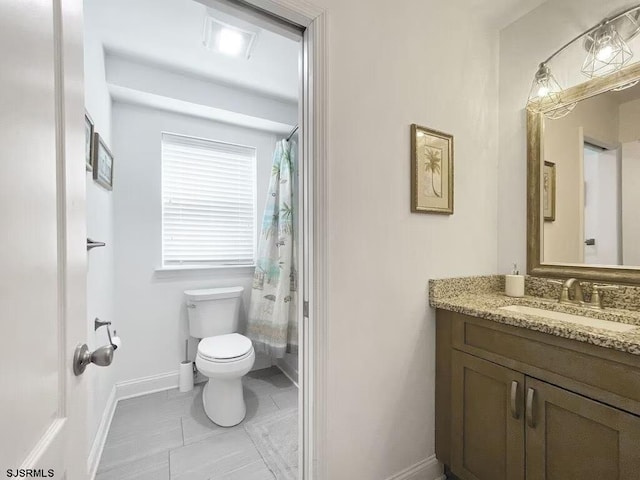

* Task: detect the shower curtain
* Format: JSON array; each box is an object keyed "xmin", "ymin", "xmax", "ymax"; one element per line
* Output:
[{"xmin": 247, "ymin": 139, "xmax": 297, "ymax": 358}]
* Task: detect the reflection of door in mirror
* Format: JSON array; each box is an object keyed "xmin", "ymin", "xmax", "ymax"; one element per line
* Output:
[
  {"xmin": 583, "ymin": 143, "xmax": 621, "ymax": 266},
  {"xmin": 542, "ymin": 82, "xmax": 640, "ymax": 268}
]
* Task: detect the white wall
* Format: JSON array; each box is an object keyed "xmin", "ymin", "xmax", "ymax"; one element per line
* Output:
[
  {"xmin": 497, "ymin": 0, "xmax": 639, "ymax": 273},
  {"xmin": 84, "ymin": 15, "xmax": 117, "ymax": 454},
  {"xmin": 619, "ymin": 97, "xmax": 640, "ymax": 144},
  {"xmin": 622, "ymin": 141, "xmax": 640, "ymax": 265},
  {"xmin": 105, "ymin": 55, "xmax": 298, "ymax": 128},
  {"xmin": 112, "ymin": 102, "xmax": 281, "ymax": 384},
  {"xmin": 309, "ymin": 1, "xmax": 499, "ymax": 477},
  {"xmin": 618, "ymin": 98, "xmax": 640, "ymax": 266}
]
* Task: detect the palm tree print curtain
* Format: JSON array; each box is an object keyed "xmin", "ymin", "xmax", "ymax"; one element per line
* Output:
[{"xmin": 247, "ymin": 139, "xmax": 297, "ymax": 358}]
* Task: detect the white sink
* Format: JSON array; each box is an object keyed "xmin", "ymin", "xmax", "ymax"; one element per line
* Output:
[{"xmin": 499, "ymin": 305, "xmax": 637, "ymax": 333}]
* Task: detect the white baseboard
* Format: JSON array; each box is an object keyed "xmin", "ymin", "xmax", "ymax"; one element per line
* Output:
[
  {"xmin": 276, "ymin": 356, "xmax": 299, "ymax": 387},
  {"xmin": 115, "ymin": 371, "xmax": 180, "ymax": 401},
  {"xmin": 386, "ymin": 455, "xmax": 445, "ymax": 480},
  {"xmin": 87, "ymin": 371, "xmax": 181, "ymax": 479},
  {"xmin": 87, "ymin": 385, "xmax": 117, "ymax": 480}
]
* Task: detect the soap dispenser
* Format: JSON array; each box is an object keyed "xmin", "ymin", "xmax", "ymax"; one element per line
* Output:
[{"xmin": 505, "ymin": 263, "xmax": 525, "ymax": 297}]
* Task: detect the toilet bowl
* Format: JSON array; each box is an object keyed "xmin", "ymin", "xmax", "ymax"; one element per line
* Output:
[
  {"xmin": 195, "ymin": 333, "xmax": 255, "ymax": 426},
  {"xmin": 185, "ymin": 287, "xmax": 254, "ymax": 427}
]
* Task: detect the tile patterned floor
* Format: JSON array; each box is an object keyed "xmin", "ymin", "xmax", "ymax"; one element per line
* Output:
[{"xmin": 96, "ymin": 367, "xmax": 298, "ymax": 480}]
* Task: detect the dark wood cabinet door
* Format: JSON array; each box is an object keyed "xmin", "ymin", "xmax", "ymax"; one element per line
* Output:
[
  {"xmin": 526, "ymin": 377, "xmax": 640, "ymax": 479},
  {"xmin": 451, "ymin": 351, "xmax": 525, "ymax": 480}
]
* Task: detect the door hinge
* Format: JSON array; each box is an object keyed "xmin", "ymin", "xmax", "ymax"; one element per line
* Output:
[{"xmin": 303, "ymin": 300, "xmax": 309, "ymax": 318}]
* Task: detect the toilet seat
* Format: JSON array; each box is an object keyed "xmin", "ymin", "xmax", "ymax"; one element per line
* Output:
[{"xmin": 197, "ymin": 333, "xmax": 253, "ymax": 363}]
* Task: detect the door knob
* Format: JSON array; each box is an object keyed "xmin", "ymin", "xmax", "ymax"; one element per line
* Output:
[{"xmin": 73, "ymin": 343, "xmax": 116, "ymax": 375}]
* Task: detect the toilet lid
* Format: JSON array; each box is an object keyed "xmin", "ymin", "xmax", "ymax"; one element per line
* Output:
[{"xmin": 198, "ymin": 333, "xmax": 253, "ymax": 361}]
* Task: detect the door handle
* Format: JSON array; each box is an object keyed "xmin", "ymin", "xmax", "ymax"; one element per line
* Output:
[
  {"xmin": 526, "ymin": 388, "xmax": 536, "ymax": 427},
  {"xmin": 510, "ymin": 381, "xmax": 520, "ymax": 419},
  {"xmin": 73, "ymin": 343, "xmax": 115, "ymax": 375},
  {"xmin": 87, "ymin": 238, "xmax": 106, "ymax": 250},
  {"xmin": 73, "ymin": 321, "xmax": 120, "ymax": 376}
]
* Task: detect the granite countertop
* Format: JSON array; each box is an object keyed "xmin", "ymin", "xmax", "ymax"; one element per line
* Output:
[{"xmin": 429, "ymin": 275, "xmax": 640, "ymax": 356}]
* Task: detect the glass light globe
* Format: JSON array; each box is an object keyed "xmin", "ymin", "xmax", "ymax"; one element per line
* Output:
[
  {"xmin": 527, "ymin": 64, "xmax": 564, "ymax": 114},
  {"xmin": 582, "ymin": 24, "xmax": 633, "ymax": 77}
]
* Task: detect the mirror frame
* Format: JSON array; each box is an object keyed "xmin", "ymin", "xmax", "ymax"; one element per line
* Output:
[{"xmin": 527, "ymin": 62, "xmax": 640, "ymax": 285}]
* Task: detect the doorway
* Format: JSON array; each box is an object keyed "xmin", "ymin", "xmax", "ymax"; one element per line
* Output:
[
  {"xmin": 84, "ymin": 0, "xmax": 305, "ymax": 478},
  {"xmin": 582, "ymin": 142, "xmax": 622, "ymax": 266}
]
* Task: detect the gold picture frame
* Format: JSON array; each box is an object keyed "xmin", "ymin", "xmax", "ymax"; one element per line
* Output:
[
  {"xmin": 410, "ymin": 124, "xmax": 454, "ymax": 214},
  {"xmin": 543, "ymin": 161, "xmax": 555, "ymax": 222}
]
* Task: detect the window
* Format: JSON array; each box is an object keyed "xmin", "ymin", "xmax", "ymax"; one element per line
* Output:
[{"xmin": 161, "ymin": 133, "xmax": 256, "ymax": 267}]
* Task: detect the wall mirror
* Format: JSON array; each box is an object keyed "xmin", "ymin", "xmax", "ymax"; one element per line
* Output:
[{"xmin": 527, "ymin": 62, "xmax": 640, "ymax": 284}]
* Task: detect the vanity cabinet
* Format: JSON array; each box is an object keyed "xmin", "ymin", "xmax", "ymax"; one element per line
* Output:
[
  {"xmin": 436, "ymin": 310, "xmax": 640, "ymax": 480},
  {"xmin": 451, "ymin": 352, "xmax": 524, "ymax": 480},
  {"xmin": 525, "ymin": 377, "xmax": 640, "ymax": 479}
]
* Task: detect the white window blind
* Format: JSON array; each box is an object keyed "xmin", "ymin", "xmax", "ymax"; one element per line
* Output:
[{"xmin": 162, "ymin": 133, "xmax": 256, "ymax": 266}]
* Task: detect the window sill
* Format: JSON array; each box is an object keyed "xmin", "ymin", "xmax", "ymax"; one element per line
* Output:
[{"xmin": 154, "ymin": 264, "xmax": 256, "ymax": 278}]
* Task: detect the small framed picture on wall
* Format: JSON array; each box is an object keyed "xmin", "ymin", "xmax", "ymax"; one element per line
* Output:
[
  {"xmin": 411, "ymin": 124, "xmax": 454, "ymax": 214},
  {"xmin": 92, "ymin": 133, "xmax": 114, "ymax": 190},
  {"xmin": 543, "ymin": 161, "xmax": 556, "ymax": 222},
  {"xmin": 84, "ymin": 112, "xmax": 94, "ymax": 171}
]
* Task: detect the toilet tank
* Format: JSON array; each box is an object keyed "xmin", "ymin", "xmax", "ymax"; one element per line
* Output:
[{"xmin": 184, "ymin": 287, "xmax": 244, "ymax": 338}]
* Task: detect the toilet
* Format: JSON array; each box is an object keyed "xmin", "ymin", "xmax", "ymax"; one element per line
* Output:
[{"xmin": 185, "ymin": 287, "xmax": 255, "ymax": 427}]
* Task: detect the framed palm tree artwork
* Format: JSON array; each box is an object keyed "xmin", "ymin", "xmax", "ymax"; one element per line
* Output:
[
  {"xmin": 543, "ymin": 161, "xmax": 556, "ymax": 221},
  {"xmin": 411, "ymin": 124, "xmax": 454, "ymax": 214}
]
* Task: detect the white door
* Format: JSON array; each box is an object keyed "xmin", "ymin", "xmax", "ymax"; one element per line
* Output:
[
  {"xmin": 0, "ymin": 0, "xmax": 87, "ymax": 478},
  {"xmin": 583, "ymin": 144, "xmax": 620, "ymax": 265}
]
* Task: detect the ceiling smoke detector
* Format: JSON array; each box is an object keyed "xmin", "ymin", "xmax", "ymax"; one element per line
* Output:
[{"xmin": 203, "ymin": 13, "xmax": 257, "ymax": 59}]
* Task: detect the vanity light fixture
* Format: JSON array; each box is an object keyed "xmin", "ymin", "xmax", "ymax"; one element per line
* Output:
[
  {"xmin": 527, "ymin": 4, "xmax": 640, "ymax": 119},
  {"xmin": 613, "ymin": 79, "xmax": 640, "ymax": 91},
  {"xmin": 543, "ymin": 102, "xmax": 577, "ymax": 120},
  {"xmin": 526, "ymin": 63, "xmax": 564, "ymax": 114},
  {"xmin": 581, "ymin": 23, "xmax": 633, "ymax": 78}
]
